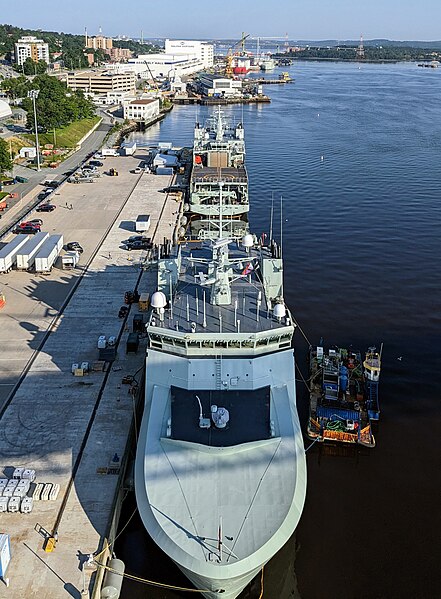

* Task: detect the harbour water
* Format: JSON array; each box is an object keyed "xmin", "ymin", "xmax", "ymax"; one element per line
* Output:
[{"xmin": 116, "ymin": 61, "xmax": 441, "ymax": 598}]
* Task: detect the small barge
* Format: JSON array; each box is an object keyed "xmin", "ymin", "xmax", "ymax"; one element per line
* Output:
[{"xmin": 307, "ymin": 344, "xmax": 382, "ymax": 448}]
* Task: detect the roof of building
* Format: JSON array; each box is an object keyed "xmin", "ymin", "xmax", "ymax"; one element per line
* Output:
[
  {"xmin": 129, "ymin": 99, "xmax": 156, "ymax": 105},
  {"xmin": 0, "ymin": 99, "xmax": 12, "ymax": 120}
]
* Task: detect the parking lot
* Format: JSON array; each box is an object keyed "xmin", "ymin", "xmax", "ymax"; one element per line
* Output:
[{"xmin": 0, "ymin": 153, "xmax": 176, "ymax": 410}]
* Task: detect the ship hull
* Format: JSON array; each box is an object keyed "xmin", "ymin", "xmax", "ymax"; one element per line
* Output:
[
  {"xmin": 135, "ymin": 349, "xmax": 306, "ymax": 599},
  {"xmin": 178, "ymin": 562, "xmax": 262, "ymax": 599}
]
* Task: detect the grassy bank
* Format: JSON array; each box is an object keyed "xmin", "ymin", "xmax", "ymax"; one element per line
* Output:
[{"xmin": 23, "ymin": 116, "xmax": 101, "ymax": 149}]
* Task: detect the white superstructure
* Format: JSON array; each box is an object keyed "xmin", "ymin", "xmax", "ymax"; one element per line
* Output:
[{"xmin": 136, "ymin": 229, "xmax": 307, "ymax": 598}]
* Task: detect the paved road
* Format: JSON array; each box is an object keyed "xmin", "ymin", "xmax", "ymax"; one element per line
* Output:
[{"xmin": 0, "ymin": 111, "xmax": 113, "ymax": 228}]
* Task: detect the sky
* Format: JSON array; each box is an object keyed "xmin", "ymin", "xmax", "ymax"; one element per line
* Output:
[{"xmin": 2, "ymin": 0, "xmax": 441, "ymax": 41}]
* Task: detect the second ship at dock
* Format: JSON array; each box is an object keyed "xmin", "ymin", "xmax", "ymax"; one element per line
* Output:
[
  {"xmin": 188, "ymin": 108, "xmax": 249, "ymax": 240},
  {"xmin": 135, "ymin": 111, "xmax": 307, "ymax": 598}
]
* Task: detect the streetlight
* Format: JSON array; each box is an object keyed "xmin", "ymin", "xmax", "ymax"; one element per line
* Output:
[{"xmin": 27, "ymin": 90, "xmax": 41, "ymax": 172}]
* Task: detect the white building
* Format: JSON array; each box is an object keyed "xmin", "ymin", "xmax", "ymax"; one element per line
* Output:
[
  {"xmin": 164, "ymin": 39, "xmax": 214, "ymax": 69},
  {"xmin": 123, "ymin": 98, "xmax": 160, "ymax": 121},
  {"xmin": 0, "ymin": 99, "xmax": 12, "ymax": 121},
  {"xmin": 198, "ymin": 74, "xmax": 243, "ymax": 97},
  {"xmin": 127, "ymin": 53, "xmax": 205, "ymax": 79},
  {"xmin": 15, "ymin": 36, "xmax": 50, "ymax": 66},
  {"xmin": 108, "ymin": 39, "xmax": 214, "ymax": 81},
  {"xmin": 66, "ymin": 71, "xmax": 136, "ymax": 94}
]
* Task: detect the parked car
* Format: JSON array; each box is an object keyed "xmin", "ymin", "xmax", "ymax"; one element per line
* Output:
[
  {"xmin": 44, "ymin": 180, "xmax": 60, "ymax": 189},
  {"xmin": 126, "ymin": 239, "xmax": 153, "ymax": 251},
  {"xmin": 36, "ymin": 203, "xmax": 56, "ymax": 212},
  {"xmin": 66, "ymin": 242, "xmax": 83, "ymax": 254},
  {"xmin": 13, "ymin": 225, "xmax": 39, "ymax": 234},
  {"xmin": 37, "ymin": 189, "xmax": 51, "ymax": 200},
  {"xmin": 125, "ymin": 235, "xmax": 149, "ymax": 243},
  {"xmin": 27, "ymin": 218, "xmax": 43, "ymax": 226},
  {"xmin": 88, "ymin": 160, "xmax": 103, "ymax": 167},
  {"xmin": 20, "ymin": 221, "xmax": 41, "ymax": 230},
  {"xmin": 130, "ymin": 167, "xmax": 142, "ymax": 174}
]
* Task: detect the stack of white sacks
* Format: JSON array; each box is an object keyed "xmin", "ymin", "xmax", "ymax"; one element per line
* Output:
[{"xmin": 0, "ymin": 468, "xmax": 36, "ymax": 513}]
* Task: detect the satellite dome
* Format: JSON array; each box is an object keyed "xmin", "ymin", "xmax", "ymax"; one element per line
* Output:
[
  {"xmin": 273, "ymin": 303, "xmax": 286, "ymax": 319},
  {"xmin": 242, "ymin": 234, "xmax": 254, "ymax": 248},
  {"xmin": 0, "ymin": 100, "xmax": 12, "ymax": 120},
  {"xmin": 151, "ymin": 291, "xmax": 167, "ymax": 309}
]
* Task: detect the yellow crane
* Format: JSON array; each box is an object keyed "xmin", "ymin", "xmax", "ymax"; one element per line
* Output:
[{"xmin": 225, "ymin": 32, "xmax": 250, "ymax": 78}]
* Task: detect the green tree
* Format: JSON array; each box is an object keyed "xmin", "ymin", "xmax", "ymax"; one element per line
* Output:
[
  {"xmin": 18, "ymin": 58, "xmax": 48, "ymax": 76},
  {"xmin": 0, "ymin": 138, "xmax": 13, "ymax": 173},
  {"xmin": 21, "ymin": 74, "xmax": 95, "ymax": 132},
  {"xmin": 0, "ymin": 75, "xmax": 30, "ymax": 99}
]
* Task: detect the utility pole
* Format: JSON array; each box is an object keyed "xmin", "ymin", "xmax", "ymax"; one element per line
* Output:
[{"xmin": 27, "ymin": 90, "xmax": 41, "ymax": 172}]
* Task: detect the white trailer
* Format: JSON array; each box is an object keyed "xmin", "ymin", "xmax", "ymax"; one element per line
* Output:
[
  {"xmin": 34, "ymin": 234, "xmax": 64, "ymax": 274},
  {"xmin": 102, "ymin": 148, "xmax": 119, "ymax": 156},
  {"xmin": 135, "ymin": 214, "xmax": 151, "ymax": 232},
  {"xmin": 15, "ymin": 231, "xmax": 49, "ymax": 270},
  {"xmin": 0, "ymin": 234, "xmax": 30, "ymax": 273}
]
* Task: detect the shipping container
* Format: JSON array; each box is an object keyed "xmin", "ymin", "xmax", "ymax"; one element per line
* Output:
[
  {"xmin": 34, "ymin": 234, "xmax": 63, "ymax": 273},
  {"xmin": 121, "ymin": 141, "xmax": 137, "ymax": 156},
  {"xmin": 15, "ymin": 232, "xmax": 49, "ymax": 270},
  {"xmin": 156, "ymin": 167, "xmax": 174, "ymax": 176},
  {"xmin": 135, "ymin": 215, "xmax": 151, "ymax": 232},
  {"xmin": 0, "ymin": 235, "xmax": 30, "ymax": 273},
  {"xmin": 153, "ymin": 153, "xmax": 178, "ymax": 168}
]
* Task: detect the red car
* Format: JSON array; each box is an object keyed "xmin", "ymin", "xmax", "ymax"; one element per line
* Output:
[{"xmin": 20, "ymin": 221, "xmax": 41, "ymax": 230}]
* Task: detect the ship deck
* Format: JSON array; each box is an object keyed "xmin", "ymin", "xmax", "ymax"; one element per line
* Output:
[
  {"xmin": 158, "ymin": 245, "xmax": 287, "ymax": 336},
  {"xmin": 170, "ymin": 386, "xmax": 271, "ymax": 446},
  {"xmin": 191, "ymin": 166, "xmax": 248, "ymax": 184}
]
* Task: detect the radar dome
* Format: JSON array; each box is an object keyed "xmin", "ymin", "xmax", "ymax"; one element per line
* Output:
[
  {"xmin": 273, "ymin": 303, "xmax": 286, "ymax": 319},
  {"xmin": 151, "ymin": 291, "xmax": 167, "ymax": 309},
  {"xmin": 242, "ymin": 234, "xmax": 254, "ymax": 248}
]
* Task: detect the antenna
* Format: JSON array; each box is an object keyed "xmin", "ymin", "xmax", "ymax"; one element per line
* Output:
[
  {"xmin": 141, "ymin": 30, "xmax": 144, "ymax": 44},
  {"xmin": 280, "ymin": 195, "xmax": 284, "ymax": 296},
  {"xmin": 269, "ymin": 192, "xmax": 274, "ymax": 241},
  {"xmin": 219, "ymin": 180, "xmax": 223, "ymax": 239},
  {"xmin": 218, "ymin": 516, "xmax": 223, "ymax": 562}
]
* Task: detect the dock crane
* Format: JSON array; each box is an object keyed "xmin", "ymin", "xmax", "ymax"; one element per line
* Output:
[
  {"xmin": 225, "ymin": 32, "xmax": 250, "ymax": 78},
  {"xmin": 143, "ymin": 60, "xmax": 160, "ymax": 92}
]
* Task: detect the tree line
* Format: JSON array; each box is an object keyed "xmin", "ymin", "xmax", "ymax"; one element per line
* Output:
[
  {"xmin": 1, "ymin": 74, "xmax": 95, "ymax": 132},
  {"xmin": 0, "ymin": 23, "xmax": 160, "ymax": 71},
  {"xmin": 278, "ymin": 46, "xmax": 441, "ymax": 61}
]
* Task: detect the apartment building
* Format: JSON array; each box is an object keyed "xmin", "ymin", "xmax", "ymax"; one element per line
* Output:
[{"xmin": 15, "ymin": 36, "xmax": 50, "ymax": 66}]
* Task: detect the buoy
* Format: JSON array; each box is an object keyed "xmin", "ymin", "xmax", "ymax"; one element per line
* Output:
[{"xmin": 320, "ymin": 155, "xmax": 324, "ymax": 161}]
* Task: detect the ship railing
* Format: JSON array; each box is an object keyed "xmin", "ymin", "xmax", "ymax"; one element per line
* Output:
[
  {"xmin": 147, "ymin": 325, "xmax": 294, "ymax": 357},
  {"xmin": 322, "ymin": 430, "xmax": 358, "ymax": 443},
  {"xmin": 192, "ymin": 176, "xmax": 248, "ymax": 184}
]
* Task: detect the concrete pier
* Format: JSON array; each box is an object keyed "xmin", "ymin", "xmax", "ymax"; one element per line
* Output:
[{"xmin": 0, "ymin": 155, "xmax": 181, "ymax": 597}]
